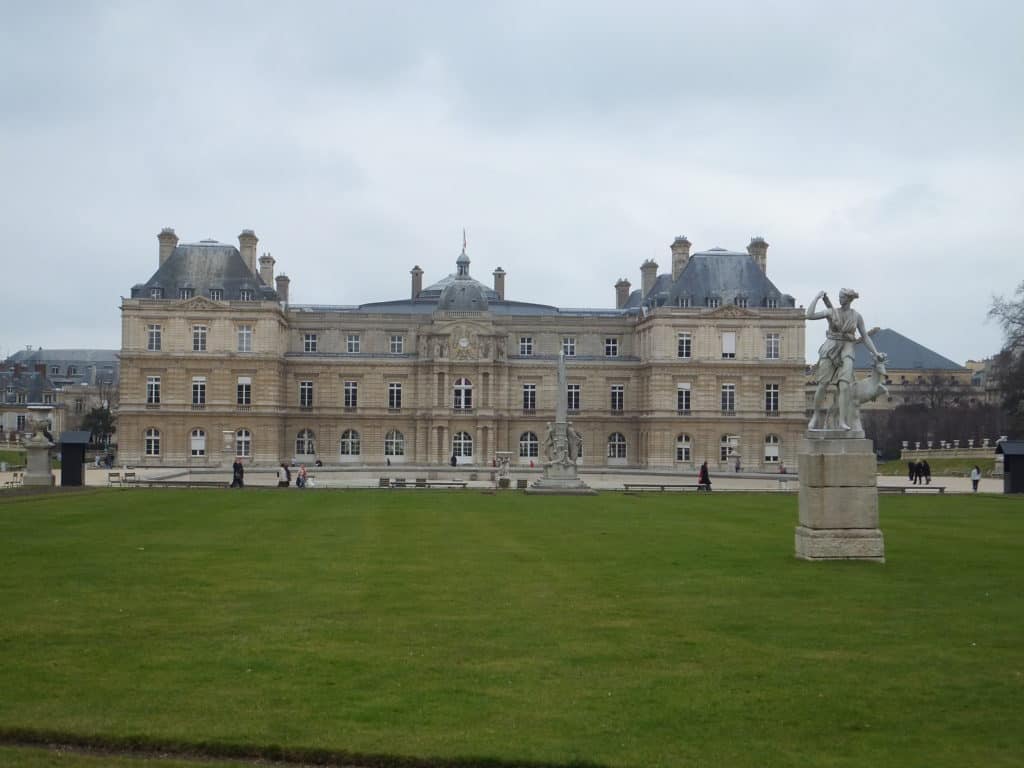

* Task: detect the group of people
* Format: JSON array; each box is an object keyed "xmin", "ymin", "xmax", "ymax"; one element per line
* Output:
[
  {"xmin": 907, "ymin": 460, "xmax": 932, "ymax": 485},
  {"xmin": 230, "ymin": 458, "xmax": 319, "ymax": 488}
]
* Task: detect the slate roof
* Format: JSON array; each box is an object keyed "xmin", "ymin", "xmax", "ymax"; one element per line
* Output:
[
  {"xmin": 4, "ymin": 349, "xmax": 119, "ymax": 386},
  {"xmin": 853, "ymin": 329, "xmax": 966, "ymax": 371},
  {"xmin": 995, "ymin": 440, "xmax": 1024, "ymax": 456},
  {"xmin": 130, "ymin": 240, "xmax": 277, "ymax": 301},
  {"xmin": 625, "ymin": 248, "xmax": 795, "ymax": 309},
  {"xmin": 0, "ymin": 369, "xmax": 55, "ymax": 404}
]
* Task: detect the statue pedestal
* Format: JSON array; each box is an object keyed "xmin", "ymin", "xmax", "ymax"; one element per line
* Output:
[
  {"xmin": 23, "ymin": 435, "xmax": 55, "ymax": 487},
  {"xmin": 796, "ymin": 433, "xmax": 884, "ymax": 562},
  {"xmin": 526, "ymin": 462, "xmax": 596, "ymax": 495}
]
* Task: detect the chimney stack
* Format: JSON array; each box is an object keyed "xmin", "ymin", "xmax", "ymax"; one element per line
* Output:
[
  {"xmin": 670, "ymin": 235, "xmax": 691, "ymax": 280},
  {"xmin": 238, "ymin": 229, "xmax": 259, "ymax": 274},
  {"xmin": 158, "ymin": 227, "xmax": 178, "ymax": 267},
  {"xmin": 640, "ymin": 259, "xmax": 658, "ymax": 298},
  {"xmin": 259, "ymin": 253, "xmax": 275, "ymax": 285},
  {"xmin": 275, "ymin": 273, "xmax": 290, "ymax": 304},
  {"xmin": 615, "ymin": 278, "xmax": 632, "ymax": 309},
  {"xmin": 492, "ymin": 267, "xmax": 506, "ymax": 300},
  {"xmin": 747, "ymin": 236, "xmax": 768, "ymax": 273},
  {"xmin": 410, "ymin": 265, "xmax": 424, "ymax": 299}
]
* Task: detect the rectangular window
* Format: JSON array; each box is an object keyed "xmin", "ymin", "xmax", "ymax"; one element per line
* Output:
[
  {"xmin": 239, "ymin": 289, "xmax": 254, "ymax": 301},
  {"xmin": 522, "ymin": 383, "xmax": 536, "ymax": 411},
  {"xmin": 191, "ymin": 430, "xmax": 206, "ymax": 456},
  {"xmin": 178, "ymin": 288, "xmax": 193, "ymax": 299},
  {"xmin": 149, "ymin": 287, "xmax": 163, "ymax": 299},
  {"xmin": 347, "ymin": 334, "xmax": 360, "ymax": 353},
  {"xmin": 767, "ymin": 298, "xmax": 779, "ymax": 309},
  {"xmin": 721, "ymin": 383, "xmax": 736, "ymax": 412},
  {"xmin": 765, "ymin": 383, "xmax": 780, "ymax": 413},
  {"xmin": 610, "ymin": 384, "xmax": 624, "ymax": 412},
  {"xmin": 765, "ymin": 333, "xmax": 780, "ymax": 359},
  {"xmin": 303, "ymin": 333, "xmax": 318, "ymax": 353},
  {"xmin": 562, "ymin": 337, "xmax": 576, "ymax": 356},
  {"xmin": 677, "ymin": 332, "xmax": 691, "ymax": 359},
  {"xmin": 67, "ymin": 366, "xmax": 78, "ymax": 376},
  {"xmin": 604, "ymin": 337, "xmax": 619, "ymax": 357},
  {"xmin": 191, "ymin": 376, "xmax": 206, "ymax": 405},
  {"xmin": 50, "ymin": 365, "xmax": 60, "ymax": 375},
  {"xmin": 209, "ymin": 288, "xmax": 223, "ymax": 301},
  {"xmin": 74, "ymin": 398, "xmax": 84, "ymax": 413},
  {"xmin": 237, "ymin": 376, "xmax": 252, "ymax": 406},
  {"xmin": 343, "ymin": 380, "xmax": 358, "ymax": 409},
  {"xmin": 519, "ymin": 336, "xmax": 534, "ymax": 356},
  {"xmin": 390, "ymin": 335, "xmax": 404, "ymax": 354},
  {"xmin": 237, "ymin": 324, "xmax": 253, "ymax": 353},
  {"xmin": 147, "ymin": 324, "xmax": 162, "ymax": 351},
  {"xmin": 735, "ymin": 297, "xmax": 748, "ymax": 308},
  {"xmin": 299, "ymin": 380, "xmax": 314, "ymax": 408},
  {"xmin": 722, "ymin": 332, "xmax": 736, "ymax": 359},
  {"xmin": 146, "ymin": 375, "xmax": 161, "ymax": 404},
  {"xmin": 192, "ymin": 325, "xmax": 207, "ymax": 352},
  {"xmin": 43, "ymin": 393, "xmax": 54, "ymax": 404},
  {"xmin": 707, "ymin": 297, "xmax": 721, "ymax": 308},
  {"xmin": 677, "ymin": 383, "xmax": 691, "ymax": 414},
  {"xmin": 679, "ymin": 297, "xmax": 691, "ymax": 308},
  {"xmin": 16, "ymin": 415, "xmax": 26, "ymax": 431},
  {"xmin": 388, "ymin": 382, "xmax": 402, "ymax": 410},
  {"xmin": 567, "ymin": 383, "xmax": 581, "ymax": 412}
]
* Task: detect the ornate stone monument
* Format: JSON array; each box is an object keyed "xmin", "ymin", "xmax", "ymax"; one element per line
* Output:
[
  {"xmin": 23, "ymin": 417, "xmax": 55, "ymax": 487},
  {"xmin": 527, "ymin": 352, "xmax": 595, "ymax": 495},
  {"xmin": 797, "ymin": 289, "xmax": 885, "ymax": 562}
]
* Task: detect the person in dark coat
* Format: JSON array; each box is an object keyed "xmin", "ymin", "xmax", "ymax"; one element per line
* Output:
[
  {"xmin": 913, "ymin": 461, "xmax": 923, "ymax": 485},
  {"xmin": 698, "ymin": 461, "xmax": 712, "ymax": 491},
  {"xmin": 230, "ymin": 458, "xmax": 244, "ymax": 488},
  {"xmin": 908, "ymin": 461, "xmax": 915, "ymax": 481},
  {"xmin": 922, "ymin": 460, "xmax": 931, "ymax": 485}
]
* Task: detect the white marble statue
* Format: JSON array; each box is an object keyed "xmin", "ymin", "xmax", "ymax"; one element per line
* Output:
[{"xmin": 807, "ymin": 288, "xmax": 884, "ymax": 432}]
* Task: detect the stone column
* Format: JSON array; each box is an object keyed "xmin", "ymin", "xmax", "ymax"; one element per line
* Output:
[
  {"xmin": 796, "ymin": 432, "xmax": 884, "ymax": 562},
  {"xmin": 23, "ymin": 431, "xmax": 55, "ymax": 486}
]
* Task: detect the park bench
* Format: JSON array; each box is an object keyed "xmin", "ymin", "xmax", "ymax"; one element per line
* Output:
[
  {"xmin": 623, "ymin": 483, "xmax": 703, "ymax": 492},
  {"xmin": 378, "ymin": 477, "xmax": 390, "ymax": 487},
  {"xmin": 878, "ymin": 485, "xmax": 946, "ymax": 495},
  {"xmin": 516, "ymin": 478, "xmax": 528, "ymax": 490}
]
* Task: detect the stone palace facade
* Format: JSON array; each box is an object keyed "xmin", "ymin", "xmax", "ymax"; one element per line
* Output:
[{"xmin": 117, "ymin": 229, "xmax": 807, "ymax": 470}]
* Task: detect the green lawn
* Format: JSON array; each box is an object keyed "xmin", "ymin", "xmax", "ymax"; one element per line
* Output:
[
  {"xmin": 878, "ymin": 457, "xmax": 995, "ymax": 476},
  {"xmin": 1, "ymin": 489, "xmax": 1022, "ymax": 768}
]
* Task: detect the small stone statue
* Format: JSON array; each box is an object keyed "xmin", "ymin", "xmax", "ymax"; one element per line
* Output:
[{"xmin": 806, "ymin": 288, "xmax": 884, "ymax": 431}]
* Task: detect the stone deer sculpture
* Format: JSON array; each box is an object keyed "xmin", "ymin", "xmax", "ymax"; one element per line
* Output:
[{"xmin": 826, "ymin": 352, "xmax": 889, "ymax": 433}]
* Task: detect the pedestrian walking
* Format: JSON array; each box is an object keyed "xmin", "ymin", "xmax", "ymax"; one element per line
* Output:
[
  {"xmin": 970, "ymin": 465, "xmax": 981, "ymax": 493},
  {"xmin": 698, "ymin": 461, "xmax": 712, "ymax": 492}
]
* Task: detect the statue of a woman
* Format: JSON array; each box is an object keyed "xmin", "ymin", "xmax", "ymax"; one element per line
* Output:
[{"xmin": 806, "ymin": 288, "xmax": 882, "ymax": 431}]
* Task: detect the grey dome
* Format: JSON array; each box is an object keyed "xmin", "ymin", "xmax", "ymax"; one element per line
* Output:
[{"xmin": 438, "ymin": 280, "xmax": 490, "ymax": 311}]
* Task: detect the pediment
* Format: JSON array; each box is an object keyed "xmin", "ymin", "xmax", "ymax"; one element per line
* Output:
[
  {"xmin": 705, "ymin": 304, "xmax": 757, "ymax": 320},
  {"xmin": 178, "ymin": 296, "xmax": 223, "ymax": 311}
]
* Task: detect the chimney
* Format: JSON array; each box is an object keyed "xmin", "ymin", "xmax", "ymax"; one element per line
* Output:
[
  {"xmin": 747, "ymin": 236, "xmax": 768, "ymax": 273},
  {"xmin": 158, "ymin": 227, "xmax": 178, "ymax": 267},
  {"xmin": 615, "ymin": 278, "xmax": 631, "ymax": 309},
  {"xmin": 640, "ymin": 259, "xmax": 658, "ymax": 298},
  {"xmin": 410, "ymin": 265, "xmax": 424, "ymax": 299},
  {"xmin": 492, "ymin": 267, "xmax": 506, "ymax": 300},
  {"xmin": 275, "ymin": 273, "xmax": 290, "ymax": 304},
  {"xmin": 670, "ymin": 235, "xmax": 691, "ymax": 280},
  {"xmin": 259, "ymin": 252, "xmax": 275, "ymax": 285},
  {"xmin": 35, "ymin": 363, "xmax": 47, "ymax": 377},
  {"xmin": 238, "ymin": 229, "xmax": 259, "ymax": 274}
]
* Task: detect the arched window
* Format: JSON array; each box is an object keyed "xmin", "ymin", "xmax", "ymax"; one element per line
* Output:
[
  {"xmin": 452, "ymin": 431, "xmax": 473, "ymax": 458},
  {"xmin": 385, "ymin": 430, "xmax": 405, "ymax": 456},
  {"xmin": 607, "ymin": 432, "xmax": 626, "ymax": 459},
  {"xmin": 295, "ymin": 429, "xmax": 316, "ymax": 455},
  {"xmin": 340, "ymin": 429, "xmax": 361, "ymax": 456},
  {"xmin": 675, "ymin": 434, "xmax": 691, "ymax": 462},
  {"xmin": 145, "ymin": 428, "xmax": 160, "ymax": 456},
  {"xmin": 236, "ymin": 429, "xmax": 251, "ymax": 457},
  {"xmin": 720, "ymin": 434, "xmax": 739, "ymax": 462},
  {"xmin": 453, "ymin": 377, "xmax": 473, "ymax": 410},
  {"xmin": 190, "ymin": 428, "xmax": 206, "ymax": 457},
  {"xmin": 519, "ymin": 431, "xmax": 538, "ymax": 458},
  {"xmin": 764, "ymin": 434, "xmax": 780, "ymax": 463}
]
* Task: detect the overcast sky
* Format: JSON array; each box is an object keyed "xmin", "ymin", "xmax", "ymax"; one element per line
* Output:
[{"xmin": 2, "ymin": 1, "xmax": 1021, "ymax": 364}]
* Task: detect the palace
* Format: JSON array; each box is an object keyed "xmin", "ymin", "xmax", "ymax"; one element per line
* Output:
[{"xmin": 117, "ymin": 229, "xmax": 807, "ymax": 470}]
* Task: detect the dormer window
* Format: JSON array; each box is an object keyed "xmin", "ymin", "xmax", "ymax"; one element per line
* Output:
[
  {"xmin": 209, "ymin": 288, "xmax": 223, "ymax": 301},
  {"xmin": 178, "ymin": 288, "xmax": 194, "ymax": 300},
  {"xmin": 735, "ymin": 296, "xmax": 748, "ymax": 308},
  {"xmin": 678, "ymin": 296, "xmax": 691, "ymax": 308},
  {"xmin": 239, "ymin": 289, "xmax": 255, "ymax": 301},
  {"xmin": 707, "ymin": 297, "xmax": 721, "ymax": 308},
  {"xmin": 766, "ymin": 297, "xmax": 779, "ymax": 309},
  {"xmin": 150, "ymin": 287, "xmax": 163, "ymax": 299}
]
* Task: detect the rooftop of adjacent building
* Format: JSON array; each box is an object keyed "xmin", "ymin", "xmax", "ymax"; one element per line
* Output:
[{"xmin": 852, "ymin": 328, "xmax": 968, "ymax": 372}]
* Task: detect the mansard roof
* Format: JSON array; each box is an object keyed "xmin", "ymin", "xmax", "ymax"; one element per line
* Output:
[
  {"xmin": 853, "ymin": 328, "xmax": 966, "ymax": 372},
  {"xmin": 130, "ymin": 240, "xmax": 278, "ymax": 301}
]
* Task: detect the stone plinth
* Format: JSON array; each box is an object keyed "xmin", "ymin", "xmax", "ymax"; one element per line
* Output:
[
  {"xmin": 23, "ymin": 434, "xmax": 55, "ymax": 487},
  {"xmin": 796, "ymin": 432, "xmax": 884, "ymax": 562},
  {"xmin": 526, "ymin": 462, "xmax": 596, "ymax": 495}
]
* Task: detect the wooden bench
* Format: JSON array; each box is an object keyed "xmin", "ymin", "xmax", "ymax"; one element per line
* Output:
[
  {"xmin": 878, "ymin": 485, "xmax": 946, "ymax": 494},
  {"xmin": 378, "ymin": 477, "xmax": 390, "ymax": 487},
  {"xmin": 623, "ymin": 483, "xmax": 703, "ymax": 492}
]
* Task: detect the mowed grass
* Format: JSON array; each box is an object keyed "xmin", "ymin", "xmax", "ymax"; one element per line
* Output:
[{"xmin": 1, "ymin": 490, "xmax": 1022, "ymax": 768}]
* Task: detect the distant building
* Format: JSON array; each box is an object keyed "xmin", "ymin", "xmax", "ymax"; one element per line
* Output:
[
  {"xmin": 0, "ymin": 363, "xmax": 58, "ymax": 442},
  {"xmin": 118, "ymin": 228, "xmax": 808, "ymax": 470}
]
